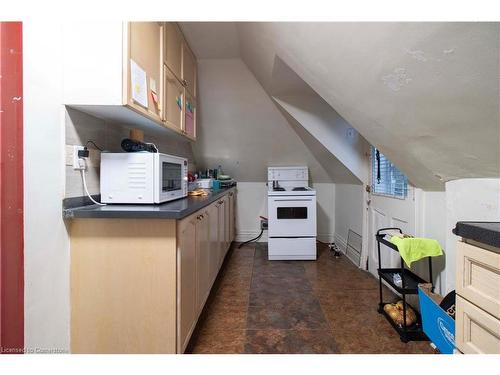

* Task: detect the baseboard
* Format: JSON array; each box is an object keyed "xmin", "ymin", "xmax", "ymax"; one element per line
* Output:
[
  {"xmin": 236, "ymin": 231, "xmax": 335, "ymax": 244},
  {"xmin": 317, "ymin": 233, "xmax": 334, "ymax": 244},
  {"xmin": 235, "ymin": 230, "xmax": 268, "ymax": 243}
]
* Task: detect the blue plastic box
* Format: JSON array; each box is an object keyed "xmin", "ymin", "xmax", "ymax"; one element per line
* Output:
[{"xmin": 418, "ymin": 284, "xmax": 455, "ymax": 354}]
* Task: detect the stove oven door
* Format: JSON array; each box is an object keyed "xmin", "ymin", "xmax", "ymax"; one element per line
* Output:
[{"xmin": 268, "ymin": 195, "xmax": 317, "ymax": 237}]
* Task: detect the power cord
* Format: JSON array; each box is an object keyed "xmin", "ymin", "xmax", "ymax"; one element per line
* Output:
[
  {"xmin": 238, "ymin": 229, "xmax": 264, "ymax": 249},
  {"xmin": 85, "ymin": 140, "xmax": 104, "ymax": 151},
  {"xmin": 78, "ymin": 156, "xmax": 106, "ymax": 206}
]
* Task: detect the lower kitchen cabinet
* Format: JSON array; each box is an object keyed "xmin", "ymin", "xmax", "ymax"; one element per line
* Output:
[
  {"xmin": 216, "ymin": 198, "xmax": 226, "ymax": 266},
  {"xmin": 69, "ymin": 188, "xmax": 236, "ymax": 354},
  {"xmin": 177, "ymin": 216, "xmax": 197, "ymax": 353},
  {"xmin": 195, "ymin": 210, "xmax": 210, "ymax": 312},
  {"xmin": 228, "ymin": 190, "xmax": 236, "ymax": 242},
  {"xmin": 176, "ymin": 191, "xmax": 235, "ymax": 353},
  {"xmin": 208, "ymin": 202, "xmax": 220, "ymax": 285}
]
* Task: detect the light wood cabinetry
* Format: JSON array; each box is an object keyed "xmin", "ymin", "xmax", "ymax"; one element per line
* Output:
[
  {"xmin": 456, "ymin": 241, "xmax": 500, "ymax": 319},
  {"xmin": 182, "ymin": 41, "xmax": 197, "ymax": 98},
  {"xmin": 70, "ymin": 219, "xmax": 177, "ymax": 354},
  {"xmin": 176, "ymin": 189, "xmax": 236, "ymax": 353},
  {"xmin": 177, "ymin": 216, "xmax": 197, "ymax": 353},
  {"xmin": 195, "ymin": 211, "xmax": 211, "ymax": 312},
  {"xmin": 164, "ymin": 22, "xmax": 183, "ymax": 81},
  {"xmin": 229, "ymin": 190, "xmax": 236, "ymax": 242},
  {"xmin": 223, "ymin": 195, "xmax": 231, "ymax": 254},
  {"xmin": 456, "ymin": 295, "xmax": 500, "ymax": 354},
  {"xmin": 183, "ymin": 91, "xmax": 196, "ymax": 139},
  {"xmin": 70, "ymin": 189, "xmax": 236, "ymax": 354},
  {"xmin": 455, "ymin": 240, "xmax": 500, "ymax": 354},
  {"xmin": 164, "ymin": 64, "xmax": 184, "ymax": 131},
  {"xmin": 217, "ymin": 198, "xmax": 226, "ymax": 266},
  {"xmin": 208, "ymin": 202, "xmax": 220, "ymax": 285},
  {"xmin": 62, "ymin": 21, "xmax": 197, "ymax": 141},
  {"xmin": 127, "ymin": 22, "xmax": 163, "ymax": 122}
]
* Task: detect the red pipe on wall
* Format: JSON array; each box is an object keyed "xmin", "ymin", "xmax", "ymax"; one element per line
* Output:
[{"xmin": 0, "ymin": 21, "xmax": 24, "ymax": 354}]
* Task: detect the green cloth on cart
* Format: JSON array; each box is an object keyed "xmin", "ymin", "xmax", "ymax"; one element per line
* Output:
[{"xmin": 390, "ymin": 236, "xmax": 443, "ymax": 268}]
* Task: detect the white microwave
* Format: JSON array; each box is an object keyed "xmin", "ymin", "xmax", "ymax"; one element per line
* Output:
[{"xmin": 100, "ymin": 152, "xmax": 188, "ymax": 204}]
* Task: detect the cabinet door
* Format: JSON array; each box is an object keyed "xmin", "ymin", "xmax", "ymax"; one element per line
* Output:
[
  {"xmin": 223, "ymin": 196, "xmax": 230, "ymax": 254},
  {"xmin": 208, "ymin": 203, "xmax": 220, "ymax": 284},
  {"xmin": 182, "ymin": 41, "xmax": 197, "ymax": 97},
  {"xmin": 177, "ymin": 216, "xmax": 197, "ymax": 353},
  {"xmin": 195, "ymin": 212, "xmax": 210, "ymax": 312},
  {"xmin": 164, "ymin": 65, "xmax": 184, "ymax": 131},
  {"xmin": 217, "ymin": 200, "xmax": 226, "ymax": 266},
  {"xmin": 456, "ymin": 295, "xmax": 500, "ymax": 354},
  {"xmin": 229, "ymin": 191, "xmax": 236, "ymax": 242},
  {"xmin": 164, "ymin": 22, "xmax": 182, "ymax": 81},
  {"xmin": 128, "ymin": 22, "xmax": 163, "ymax": 121},
  {"xmin": 183, "ymin": 90, "xmax": 196, "ymax": 139}
]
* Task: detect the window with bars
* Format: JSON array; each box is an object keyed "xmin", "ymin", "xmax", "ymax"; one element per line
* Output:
[{"xmin": 371, "ymin": 147, "xmax": 408, "ymax": 199}]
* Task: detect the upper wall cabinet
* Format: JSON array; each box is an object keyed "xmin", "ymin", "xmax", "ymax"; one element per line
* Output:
[
  {"xmin": 182, "ymin": 42, "xmax": 197, "ymax": 98},
  {"xmin": 164, "ymin": 64, "xmax": 184, "ymax": 131},
  {"xmin": 128, "ymin": 22, "xmax": 163, "ymax": 122},
  {"xmin": 62, "ymin": 21, "xmax": 197, "ymax": 141},
  {"xmin": 164, "ymin": 23, "xmax": 183, "ymax": 82}
]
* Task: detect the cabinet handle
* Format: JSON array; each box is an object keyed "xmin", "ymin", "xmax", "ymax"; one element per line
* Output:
[{"xmin": 182, "ymin": 79, "xmax": 188, "ymax": 86}]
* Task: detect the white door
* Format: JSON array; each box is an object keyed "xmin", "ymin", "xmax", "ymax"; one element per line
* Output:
[{"xmin": 367, "ymin": 190, "xmax": 416, "ymax": 278}]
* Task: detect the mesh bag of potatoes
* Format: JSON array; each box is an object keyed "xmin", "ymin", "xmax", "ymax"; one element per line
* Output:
[{"xmin": 383, "ymin": 301, "xmax": 417, "ymax": 327}]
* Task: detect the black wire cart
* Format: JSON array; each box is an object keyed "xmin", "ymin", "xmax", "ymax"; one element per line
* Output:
[{"xmin": 376, "ymin": 227, "xmax": 432, "ymax": 343}]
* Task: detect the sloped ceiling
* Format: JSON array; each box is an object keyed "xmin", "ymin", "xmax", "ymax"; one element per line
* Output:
[
  {"xmin": 181, "ymin": 22, "xmax": 500, "ymax": 190},
  {"xmin": 192, "ymin": 58, "xmax": 360, "ymax": 183}
]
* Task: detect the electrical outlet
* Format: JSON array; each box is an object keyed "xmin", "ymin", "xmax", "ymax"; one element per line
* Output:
[{"xmin": 73, "ymin": 145, "xmax": 86, "ymax": 170}]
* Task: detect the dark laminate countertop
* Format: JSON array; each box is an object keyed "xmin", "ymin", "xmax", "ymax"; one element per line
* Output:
[
  {"xmin": 63, "ymin": 187, "xmax": 236, "ymax": 220},
  {"xmin": 453, "ymin": 221, "xmax": 500, "ymax": 250}
]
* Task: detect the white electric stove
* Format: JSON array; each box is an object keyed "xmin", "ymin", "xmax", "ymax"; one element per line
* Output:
[{"xmin": 267, "ymin": 166, "xmax": 317, "ymax": 260}]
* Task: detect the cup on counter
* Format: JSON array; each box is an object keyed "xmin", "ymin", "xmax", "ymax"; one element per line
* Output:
[{"xmin": 212, "ymin": 180, "xmax": 221, "ymax": 190}]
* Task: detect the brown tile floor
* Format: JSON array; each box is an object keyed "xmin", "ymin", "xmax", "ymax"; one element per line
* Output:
[{"xmin": 187, "ymin": 242, "xmax": 434, "ymax": 354}]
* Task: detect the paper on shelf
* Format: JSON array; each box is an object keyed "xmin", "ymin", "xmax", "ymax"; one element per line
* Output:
[{"xmin": 130, "ymin": 59, "xmax": 148, "ymax": 108}]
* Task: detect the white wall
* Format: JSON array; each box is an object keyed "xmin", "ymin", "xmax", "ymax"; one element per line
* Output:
[
  {"xmin": 193, "ymin": 58, "xmax": 349, "ymax": 182},
  {"xmin": 334, "ymin": 184, "xmax": 363, "ymax": 250},
  {"xmin": 24, "ymin": 22, "xmax": 70, "ymax": 352},
  {"xmin": 65, "ymin": 107, "xmax": 196, "ymax": 198},
  {"xmin": 444, "ymin": 178, "xmax": 500, "ymax": 293},
  {"xmin": 195, "ymin": 58, "xmax": 339, "ymax": 243},
  {"xmin": 417, "ymin": 190, "xmax": 447, "ymax": 293}
]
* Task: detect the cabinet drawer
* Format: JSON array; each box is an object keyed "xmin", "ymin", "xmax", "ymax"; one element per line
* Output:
[
  {"xmin": 456, "ymin": 295, "xmax": 500, "ymax": 354},
  {"xmin": 456, "ymin": 241, "xmax": 500, "ymax": 319}
]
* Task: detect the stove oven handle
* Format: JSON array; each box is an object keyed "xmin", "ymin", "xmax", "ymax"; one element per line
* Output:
[{"xmin": 272, "ymin": 198, "xmax": 313, "ymax": 202}]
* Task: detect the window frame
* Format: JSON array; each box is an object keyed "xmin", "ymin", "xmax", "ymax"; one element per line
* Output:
[{"xmin": 370, "ymin": 146, "xmax": 408, "ymax": 200}]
